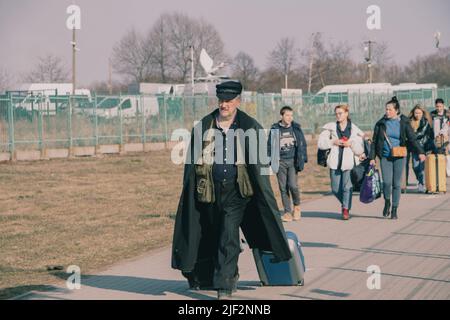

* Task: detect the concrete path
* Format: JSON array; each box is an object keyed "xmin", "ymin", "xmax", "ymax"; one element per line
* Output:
[{"xmin": 14, "ymin": 180, "xmax": 450, "ymax": 300}]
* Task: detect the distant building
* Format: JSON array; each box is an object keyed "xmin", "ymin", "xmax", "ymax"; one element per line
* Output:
[
  {"xmin": 128, "ymin": 83, "xmax": 185, "ymax": 96},
  {"xmin": 317, "ymin": 82, "xmax": 438, "ymax": 95},
  {"xmin": 183, "ymin": 76, "xmax": 231, "ymax": 96},
  {"xmin": 17, "ymin": 83, "xmax": 91, "ymax": 97}
]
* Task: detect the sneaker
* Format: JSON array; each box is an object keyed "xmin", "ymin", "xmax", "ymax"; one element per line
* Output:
[
  {"xmin": 281, "ymin": 212, "xmax": 293, "ymax": 222},
  {"xmin": 342, "ymin": 208, "xmax": 350, "ymax": 220},
  {"xmin": 217, "ymin": 289, "xmax": 232, "ymax": 300},
  {"xmin": 418, "ymin": 184, "xmax": 425, "ymax": 193},
  {"xmin": 293, "ymin": 205, "xmax": 302, "ymax": 221}
]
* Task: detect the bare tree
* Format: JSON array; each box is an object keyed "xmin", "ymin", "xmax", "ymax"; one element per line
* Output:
[
  {"xmin": 323, "ymin": 41, "xmax": 355, "ymax": 84},
  {"xmin": 164, "ymin": 13, "xmax": 197, "ymax": 83},
  {"xmin": 0, "ymin": 67, "xmax": 12, "ymax": 93},
  {"xmin": 297, "ymin": 34, "xmax": 356, "ymax": 92},
  {"xmin": 111, "ymin": 12, "xmax": 228, "ymax": 84},
  {"xmin": 24, "ymin": 54, "xmax": 69, "ymax": 83},
  {"xmin": 268, "ymin": 37, "xmax": 298, "ymax": 89},
  {"xmin": 147, "ymin": 14, "xmax": 172, "ymax": 83},
  {"xmin": 231, "ymin": 52, "xmax": 259, "ymax": 90},
  {"xmin": 403, "ymin": 47, "xmax": 450, "ymax": 86},
  {"xmin": 88, "ymin": 80, "xmax": 128, "ymax": 95},
  {"xmin": 111, "ymin": 28, "xmax": 154, "ymax": 83}
]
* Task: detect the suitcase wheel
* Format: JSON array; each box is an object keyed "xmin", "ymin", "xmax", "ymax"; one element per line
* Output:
[{"xmin": 297, "ymin": 279, "xmax": 305, "ymax": 286}]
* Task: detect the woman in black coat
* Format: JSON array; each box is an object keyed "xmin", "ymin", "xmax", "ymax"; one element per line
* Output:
[
  {"xmin": 369, "ymin": 97, "xmax": 426, "ymax": 220},
  {"xmin": 406, "ymin": 104, "xmax": 435, "ymax": 193}
]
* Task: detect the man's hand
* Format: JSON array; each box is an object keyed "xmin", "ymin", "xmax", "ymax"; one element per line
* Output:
[
  {"xmin": 370, "ymin": 159, "xmax": 376, "ymax": 166},
  {"xmin": 359, "ymin": 153, "xmax": 367, "ymax": 161},
  {"xmin": 419, "ymin": 154, "xmax": 426, "ymax": 162}
]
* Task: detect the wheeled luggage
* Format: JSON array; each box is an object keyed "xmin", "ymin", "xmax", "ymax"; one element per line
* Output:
[
  {"xmin": 253, "ymin": 231, "xmax": 305, "ymax": 286},
  {"xmin": 425, "ymin": 154, "xmax": 447, "ymax": 193}
]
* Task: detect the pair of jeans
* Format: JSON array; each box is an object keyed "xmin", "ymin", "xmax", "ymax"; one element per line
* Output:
[
  {"xmin": 407, "ymin": 152, "xmax": 425, "ymax": 185},
  {"xmin": 276, "ymin": 158, "xmax": 300, "ymax": 213},
  {"xmin": 380, "ymin": 157, "xmax": 405, "ymax": 207},
  {"xmin": 330, "ymin": 169, "xmax": 353, "ymax": 210}
]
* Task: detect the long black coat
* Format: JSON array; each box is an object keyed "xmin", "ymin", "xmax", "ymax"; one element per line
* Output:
[{"xmin": 171, "ymin": 108, "xmax": 292, "ymax": 272}]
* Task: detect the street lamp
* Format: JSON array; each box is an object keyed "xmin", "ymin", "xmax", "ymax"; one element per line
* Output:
[{"xmin": 364, "ymin": 40, "xmax": 375, "ymax": 84}]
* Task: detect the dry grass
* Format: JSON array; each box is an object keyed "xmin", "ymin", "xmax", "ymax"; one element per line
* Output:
[{"xmin": 0, "ymin": 140, "xmax": 329, "ymax": 299}]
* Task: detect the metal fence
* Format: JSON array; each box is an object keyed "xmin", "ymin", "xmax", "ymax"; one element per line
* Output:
[{"xmin": 1, "ymin": 87, "xmax": 450, "ymax": 153}]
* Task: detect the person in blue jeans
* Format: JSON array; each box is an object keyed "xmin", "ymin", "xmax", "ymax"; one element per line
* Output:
[
  {"xmin": 369, "ymin": 97, "xmax": 426, "ymax": 220},
  {"xmin": 318, "ymin": 104, "xmax": 365, "ymax": 220},
  {"xmin": 267, "ymin": 106, "xmax": 308, "ymax": 222},
  {"xmin": 406, "ymin": 104, "xmax": 435, "ymax": 193}
]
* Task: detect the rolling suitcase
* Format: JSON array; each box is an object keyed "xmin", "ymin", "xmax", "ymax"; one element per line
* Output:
[
  {"xmin": 425, "ymin": 154, "xmax": 447, "ymax": 193},
  {"xmin": 253, "ymin": 231, "xmax": 306, "ymax": 286}
]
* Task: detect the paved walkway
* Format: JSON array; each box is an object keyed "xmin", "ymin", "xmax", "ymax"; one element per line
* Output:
[{"xmin": 15, "ymin": 181, "xmax": 450, "ymax": 300}]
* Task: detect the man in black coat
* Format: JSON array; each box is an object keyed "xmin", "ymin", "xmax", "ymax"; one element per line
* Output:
[{"xmin": 171, "ymin": 80, "xmax": 291, "ymax": 300}]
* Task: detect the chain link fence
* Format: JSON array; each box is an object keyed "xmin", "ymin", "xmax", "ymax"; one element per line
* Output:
[{"xmin": 1, "ymin": 88, "xmax": 449, "ymax": 153}]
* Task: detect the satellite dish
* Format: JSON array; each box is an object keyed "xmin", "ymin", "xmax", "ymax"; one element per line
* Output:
[
  {"xmin": 200, "ymin": 49, "xmax": 214, "ymax": 75},
  {"xmin": 200, "ymin": 48, "xmax": 225, "ymax": 77}
]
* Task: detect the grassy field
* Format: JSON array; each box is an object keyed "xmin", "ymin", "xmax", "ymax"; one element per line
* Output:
[{"xmin": 0, "ymin": 141, "xmax": 329, "ymax": 299}]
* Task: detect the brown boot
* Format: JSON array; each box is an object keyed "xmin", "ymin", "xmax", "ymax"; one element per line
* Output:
[
  {"xmin": 293, "ymin": 205, "xmax": 301, "ymax": 221},
  {"xmin": 281, "ymin": 212, "xmax": 293, "ymax": 222}
]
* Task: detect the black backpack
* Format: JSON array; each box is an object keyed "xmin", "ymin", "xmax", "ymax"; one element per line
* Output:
[{"xmin": 317, "ymin": 148, "xmax": 330, "ymax": 167}]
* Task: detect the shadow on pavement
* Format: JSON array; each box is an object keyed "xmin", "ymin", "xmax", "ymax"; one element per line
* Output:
[
  {"xmin": 46, "ymin": 272, "xmax": 259, "ymax": 299},
  {"xmin": 310, "ymin": 288, "xmax": 351, "ymax": 297},
  {"xmin": 301, "ymin": 242, "xmax": 338, "ymax": 248},
  {"xmin": 280, "ymin": 293, "xmax": 323, "ymax": 300},
  {"xmin": 337, "ymin": 247, "xmax": 450, "ymax": 261},
  {"xmin": 330, "ymin": 267, "xmax": 450, "ymax": 284},
  {"xmin": 350, "ymin": 214, "xmax": 386, "ymax": 220},
  {"xmin": 301, "ymin": 211, "xmax": 342, "ymax": 220},
  {"xmin": 2, "ymin": 285, "xmax": 70, "ymax": 300}
]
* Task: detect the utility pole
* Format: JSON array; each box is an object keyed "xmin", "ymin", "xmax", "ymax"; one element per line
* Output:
[
  {"xmin": 190, "ymin": 46, "xmax": 195, "ymax": 95},
  {"xmin": 71, "ymin": 27, "xmax": 76, "ymax": 95},
  {"xmin": 308, "ymin": 32, "xmax": 317, "ymax": 94},
  {"xmin": 364, "ymin": 40, "xmax": 375, "ymax": 84}
]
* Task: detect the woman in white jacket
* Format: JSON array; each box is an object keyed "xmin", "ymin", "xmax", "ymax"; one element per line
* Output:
[{"xmin": 318, "ymin": 105, "xmax": 365, "ymax": 220}]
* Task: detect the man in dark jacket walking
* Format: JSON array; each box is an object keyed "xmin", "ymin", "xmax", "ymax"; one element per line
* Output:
[
  {"xmin": 171, "ymin": 80, "xmax": 291, "ymax": 300},
  {"xmin": 267, "ymin": 106, "xmax": 308, "ymax": 222}
]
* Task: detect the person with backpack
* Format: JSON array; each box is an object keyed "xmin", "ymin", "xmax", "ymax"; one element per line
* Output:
[
  {"xmin": 369, "ymin": 97, "xmax": 426, "ymax": 220},
  {"xmin": 267, "ymin": 106, "xmax": 308, "ymax": 222},
  {"xmin": 406, "ymin": 104, "xmax": 436, "ymax": 193},
  {"xmin": 318, "ymin": 104, "xmax": 365, "ymax": 220}
]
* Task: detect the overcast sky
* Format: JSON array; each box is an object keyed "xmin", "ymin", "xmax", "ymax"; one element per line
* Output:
[{"xmin": 1, "ymin": 0, "xmax": 449, "ymax": 87}]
